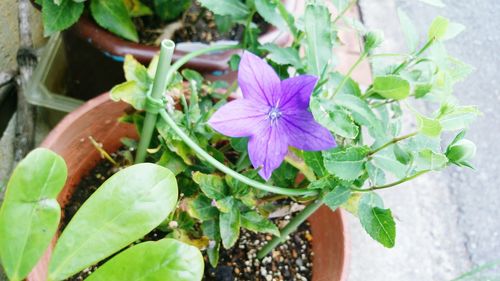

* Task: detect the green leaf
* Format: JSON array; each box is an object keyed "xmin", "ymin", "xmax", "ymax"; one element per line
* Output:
[
  {"xmin": 219, "ymin": 207, "xmax": 240, "ymax": 248},
  {"xmin": 153, "ymin": 0, "xmax": 191, "ymax": 21},
  {"xmin": 323, "ymin": 147, "xmax": 369, "ymax": 181},
  {"xmin": 110, "ymin": 81, "xmax": 147, "ymax": 110},
  {"xmin": 323, "ymin": 186, "xmax": 351, "ymax": 211},
  {"xmin": 42, "ymin": 0, "xmax": 84, "ymax": 36},
  {"xmin": 201, "ymin": 220, "xmax": 221, "ymax": 267},
  {"xmin": 428, "ymin": 16, "xmax": 449, "ymax": 41},
  {"xmin": 373, "ymin": 75, "xmax": 410, "ymax": 100},
  {"xmin": 260, "ymin": 43, "xmax": 303, "ymax": 69},
  {"xmin": 393, "ymin": 144, "xmax": 412, "ymax": 165},
  {"xmin": 334, "ymin": 94, "xmax": 384, "ymax": 134},
  {"xmin": 366, "ymin": 162, "xmax": 386, "ymax": 186},
  {"xmin": 415, "ymin": 149, "xmax": 448, "ymax": 171},
  {"xmin": 303, "ymin": 151, "xmax": 327, "ymax": 177},
  {"xmin": 193, "ymin": 172, "xmax": 228, "ymax": 200},
  {"xmin": 241, "ymin": 211, "xmax": 280, "ymax": 236},
  {"xmin": 442, "ymin": 22, "xmax": 465, "ymax": 41},
  {"xmin": 417, "ymin": 115, "xmax": 442, "ymax": 137},
  {"xmin": 48, "ymin": 164, "xmax": 178, "ymax": 281},
  {"xmin": 327, "ymin": 72, "xmax": 362, "ymax": 97},
  {"xmin": 215, "ymin": 196, "xmax": 235, "ymax": 213},
  {"xmin": 331, "ymin": 0, "xmax": 349, "ymax": 11},
  {"xmin": 90, "ymin": 0, "xmax": 139, "ymax": 42},
  {"xmin": 358, "ymin": 193, "xmax": 396, "ymax": 248},
  {"xmin": 198, "ymin": 0, "xmax": 249, "ymax": 20},
  {"xmin": 310, "ymin": 98, "xmax": 359, "ymax": 139},
  {"xmin": 85, "ymin": 239, "xmax": 203, "ymax": 281},
  {"xmin": 438, "ymin": 104, "xmax": 480, "ymax": 131},
  {"xmin": 254, "ymin": 0, "xmax": 287, "ymax": 31},
  {"xmin": 123, "ymin": 55, "xmax": 151, "ymax": 88},
  {"xmin": 397, "ymin": 9, "xmax": 419, "ymax": 52},
  {"xmin": 124, "ymin": 0, "xmax": 153, "ymax": 17},
  {"xmin": 371, "ymin": 153, "xmax": 407, "ymax": 179},
  {"xmin": 304, "ymin": 2, "xmax": 333, "ymax": 75},
  {"xmin": 207, "ymin": 241, "xmax": 221, "ymax": 268},
  {"xmin": 156, "ymin": 150, "xmax": 187, "ymax": 175},
  {"xmin": 187, "ymin": 195, "xmax": 219, "ymax": 221},
  {"xmin": 0, "ymin": 149, "xmax": 67, "ymax": 281}
]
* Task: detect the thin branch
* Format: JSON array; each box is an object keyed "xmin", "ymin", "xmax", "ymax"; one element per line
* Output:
[
  {"xmin": 367, "ymin": 132, "xmax": 418, "ymax": 156},
  {"xmin": 351, "ymin": 170, "xmax": 431, "ymax": 192}
]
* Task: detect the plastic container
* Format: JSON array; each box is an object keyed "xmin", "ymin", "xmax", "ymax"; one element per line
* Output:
[{"xmin": 26, "ymin": 33, "xmax": 84, "ymax": 113}]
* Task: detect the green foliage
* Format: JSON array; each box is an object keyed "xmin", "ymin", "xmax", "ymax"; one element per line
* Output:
[
  {"xmin": 254, "ymin": 0, "xmax": 288, "ymax": 31},
  {"xmin": 358, "ymin": 193, "xmax": 396, "ymax": 248},
  {"xmin": 428, "ymin": 16, "xmax": 449, "ymax": 41},
  {"xmin": 154, "ymin": 0, "xmax": 191, "ymax": 21},
  {"xmin": 364, "ymin": 30, "xmax": 384, "ymax": 53},
  {"xmin": 90, "ymin": 0, "xmax": 139, "ymax": 42},
  {"xmin": 42, "ymin": 0, "xmax": 84, "ymax": 36},
  {"xmin": 373, "ymin": 75, "xmax": 411, "ymax": 100},
  {"xmin": 260, "ymin": 43, "xmax": 303, "ymax": 69},
  {"xmin": 198, "ymin": 0, "xmax": 249, "ymax": 20},
  {"xmin": 323, "ymin": 147, "xmax": 369, "ymax": 181},
  {"xmin": 446, "ymin": 132, "xmax": 476, "ymax": 168},
  {"xmin": 241, "ymin": 211, "xmax": 280, "ymax": 236},
  {"xmin": 304, "ymin": 2, "xmax": 334, "ymax": 75},
  {"xmin": 398, "ymin": 9, "xmax": 419, "ymax": 52},
  {"xmin": 0, "ymin": 149, "xmax": 66, "ymax": 281},
  {"xmin": 48, "ymin": 164, "xmax": 178, "ymax": 280},
  {"xmin": 85, "ymin": 239, "xmax": 204, "ymax": 281},
  {"xmin": 323, "ymin": 186, "xmax": 351, "ymax": 211}
]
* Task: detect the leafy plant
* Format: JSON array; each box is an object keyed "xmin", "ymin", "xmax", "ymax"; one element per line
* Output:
[
  {"xmin": 0, "ymin": 149, "xmax": 203, "ymax": 281},
  {"xmin": 37, "ymin": 0, "xmax": 191, "ymax": 41},
  {"xmin": 110, "ymin": 0, "xmax": 478, "ymax": 261}
]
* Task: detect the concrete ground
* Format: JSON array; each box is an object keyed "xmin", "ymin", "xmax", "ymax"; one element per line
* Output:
[{"xmin": 347, "ymin": 0, "xmax": 500, "ymax": 280}]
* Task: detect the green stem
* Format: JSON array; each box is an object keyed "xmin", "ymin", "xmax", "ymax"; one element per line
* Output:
[
  {"xmin": 350, "ymin": 170, "xmax": 430, "ymax": 192},
  {"xmin": 392, "ymin": 38, "xmax": 435, "ymax": 74},
  {"xmin": 158, "ymin": 109, "xmax": 318, "ymax": 197},
  {"xmin": 328, "ymin": 52, "xmax": 367, "ymax": 99},
  {"xmin": 257, "ymin": 199, "xmax": 323, "ymax": 259},
  {"xmin": 332, "ymin": 0, "xmax": 356, "ymax": 25},
  {"xmin": 136, "ymin": 40, "xmax": 175, "ymax": 163},
  {"xmin": 367, "ymin": 132, "xmax": 418, "ymax": 156},
  {"xmin": 165, "ymin": 44, "xmax": 241, "ymax": 84}
]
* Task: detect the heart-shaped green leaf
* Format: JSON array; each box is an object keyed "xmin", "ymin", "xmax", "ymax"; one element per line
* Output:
[
  {"xmin": 48, "ymin": 163, "xmax": 178, "ymax": 281},
  {"xmin": 85, "ymin": 239, "xmax": 204, "ymax": 281},
  {"xmin": 0, "ymin": 148, "xmax": 67, "ymax": 281}
]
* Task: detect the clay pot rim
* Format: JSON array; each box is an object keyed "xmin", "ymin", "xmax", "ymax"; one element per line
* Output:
[
  {"xmin": 38, "ymin": 93, "xmax": 350, "ymax": 281},
  {"xmin": 32, "ymin": 0, "xmax": 298, "ymax": 71}
]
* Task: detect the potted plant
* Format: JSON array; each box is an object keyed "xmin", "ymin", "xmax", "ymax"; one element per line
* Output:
[
  {"xmin": 32, "ymin": 0, "xmax": 301, "ymax": 100},
  {"xmin": 1, "ymin": 1, "xmax": 478, "ymax": 280}
]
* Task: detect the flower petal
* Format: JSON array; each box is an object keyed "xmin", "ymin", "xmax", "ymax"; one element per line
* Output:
[
  {"xmin": 238, "ymin": 51, "xmax": 281, "ymax": 106},
  {"xmin": 208, "ymin": 99, "xmax": 268, "ymax": 137},
  {"xmin": 279, "ymin": 75, "xmax": 318, "ymax": 110},
  {"xmin": 248, "ymin": 124, "xmax": 288, "ymax": 180},
  {"xmin": 281, "ymin": 110, "xmax": 336, "ymax": 151}
]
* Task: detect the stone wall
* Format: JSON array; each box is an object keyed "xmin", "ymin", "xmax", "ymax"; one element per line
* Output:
[{"xmin": 0, "ymin": 0, "xmax": 45, "ymax": 71}]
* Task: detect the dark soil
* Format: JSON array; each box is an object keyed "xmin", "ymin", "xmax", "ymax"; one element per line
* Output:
[
  {"xmin": 61, "ymin": 149, "xmax": 313, "ymax": 281},
  {"xmin": 134, "ymin": 1, "xmax": 269, "ymax": 45},
  {"xmin": 203, "ymin": 220, "xmax": 313, "ymax": 281}
]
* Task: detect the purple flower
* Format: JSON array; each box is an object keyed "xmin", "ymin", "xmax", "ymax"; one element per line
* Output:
[{"xmin": 208, "ymin": 51, "xmax": 336, "ymax": 180}]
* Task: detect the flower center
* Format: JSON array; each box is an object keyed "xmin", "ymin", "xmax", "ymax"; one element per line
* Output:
[{"xmin": 267, "ymin": 107, "xmax": 282, "ymax": 125}]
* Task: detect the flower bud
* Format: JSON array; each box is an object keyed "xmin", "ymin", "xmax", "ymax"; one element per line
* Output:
[
  {"xmin": 364, "ymin": 30, "xmax": 384, "ymax": 52},
  {"xmin": 446, "ymin": 139, "xmax": 476, "ymax": 164}
]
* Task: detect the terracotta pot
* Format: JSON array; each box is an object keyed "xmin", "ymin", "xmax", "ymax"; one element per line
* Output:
[
  {"xmin": 29, "ymin": 93, "xmax": 349, "ymax": 281},
  {"xmin": 31, "ymin": 1, "xmax": 302, "ymax": 100}
]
